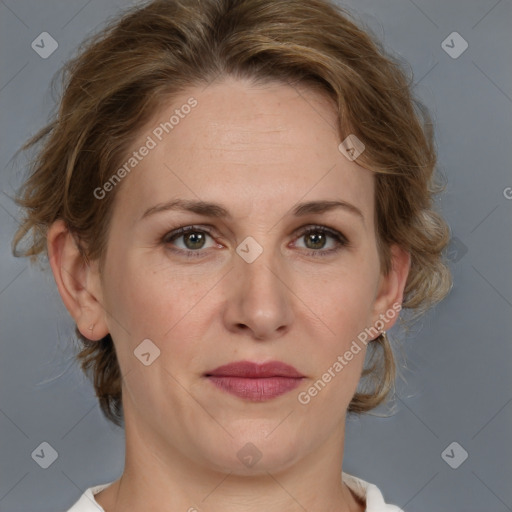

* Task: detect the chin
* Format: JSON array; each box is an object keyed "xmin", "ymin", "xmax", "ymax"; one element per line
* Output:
[{"xmin": 197, "ymin": 429, "xmax": 304, "ymax": 476}]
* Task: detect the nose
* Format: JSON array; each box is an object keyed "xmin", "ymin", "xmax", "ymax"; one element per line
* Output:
[{"xmin": 222, "ymin": 245, "xmax": 294, "ymax": 341}]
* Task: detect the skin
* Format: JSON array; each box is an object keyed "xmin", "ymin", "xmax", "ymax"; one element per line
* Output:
[{"xmin": 48, "ymin": 76, "xmax": 410, "ymax": 512}]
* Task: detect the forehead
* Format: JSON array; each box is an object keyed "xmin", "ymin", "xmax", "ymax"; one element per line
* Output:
[{"xmin": 114, "ymin": 77, "xmax": 375, "ymax": 224}]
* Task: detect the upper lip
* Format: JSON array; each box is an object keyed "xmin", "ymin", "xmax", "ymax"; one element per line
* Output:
[{"xmin": 205, "ymin": 360, "xmax": 304, "ymax": 378}]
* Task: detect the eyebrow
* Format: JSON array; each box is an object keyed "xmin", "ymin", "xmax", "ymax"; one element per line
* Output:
[{"xmin": 141, "ymin": 198, "xmax": 364, "ymax": 224}]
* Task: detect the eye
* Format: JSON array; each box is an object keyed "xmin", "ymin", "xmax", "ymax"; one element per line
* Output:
[
  {"xmin": 162, "ymin": 224, "xmax": 349, "ymax": 259},
  {"xmin": 162, "ymin": 225, "xmax": 218, "ymax": 258},
  {"xmin": 293, "ymin": 225, "xmax": 349, "ymax": 257}
]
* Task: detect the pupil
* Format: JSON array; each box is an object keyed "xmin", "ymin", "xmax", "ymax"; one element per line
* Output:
[
  {"xmin": 307, "ymin": 232, "xmax": 325, "ymax": 249},
  {"xmin": 185, "ymin": 232, "xmax": 205, "ymax": 249}
]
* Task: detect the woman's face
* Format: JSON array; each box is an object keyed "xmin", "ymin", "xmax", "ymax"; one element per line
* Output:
[{"xmin": 79, "ymin": 77, "xmax": 409, "ymax": 474}]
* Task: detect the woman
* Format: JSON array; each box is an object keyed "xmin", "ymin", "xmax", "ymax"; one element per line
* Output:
[{"xmin": 12, "ymin": 0, "xmax": 452, "ymax": 510}]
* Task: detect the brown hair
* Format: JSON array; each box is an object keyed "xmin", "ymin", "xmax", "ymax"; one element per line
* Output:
[{"xmin": 12, "ymin": 0, "xmax": 452, "ymax": 427}]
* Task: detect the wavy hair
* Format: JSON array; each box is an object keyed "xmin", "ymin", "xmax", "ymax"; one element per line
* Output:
[{"xmin": 12, "ymin": 0, "xmax": 452, "ymax": 427}]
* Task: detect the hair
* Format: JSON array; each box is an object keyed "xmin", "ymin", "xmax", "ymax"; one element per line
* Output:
[{"xmin": 12, "ymin": 0, "xmax": 452, "ymax": 427}]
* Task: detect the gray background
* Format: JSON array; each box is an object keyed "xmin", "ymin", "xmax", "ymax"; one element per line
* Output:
[{"xmin": 1, "ymin": 1, "xmax": 511, "ymax": 511}]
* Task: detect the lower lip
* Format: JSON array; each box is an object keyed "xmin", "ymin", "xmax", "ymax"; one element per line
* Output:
[{"xmin": 206, "ymin": 376, "xmax": 303, "ymax": 401}]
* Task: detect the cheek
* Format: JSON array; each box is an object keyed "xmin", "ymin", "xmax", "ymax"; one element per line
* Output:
[
  {"xmin": 293, "ymin": 259, "xmax": 379, "ymax": 398},
  {"xmin": 102, "ymin": 249, "xmax": 215, "ymax": 346},
  {"xmin": 101, "ymin": 255, "xmax": 209, "ymax": 401},
  {"xmin": 298, "ymin": 271, "xmax": 374, "ymax": 405},
  {"xmin": 296, "ymin": 260, "xmax": 379, "ymax": 334}
]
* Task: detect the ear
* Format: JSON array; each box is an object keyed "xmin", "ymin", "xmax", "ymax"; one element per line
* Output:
[
  {"xmin": 47, "ymin": 219, "xmax": 109, "ymax": 341},
  {"xmin": 371, "ymin": 244, "xmax": 411, "ymax": 332}
]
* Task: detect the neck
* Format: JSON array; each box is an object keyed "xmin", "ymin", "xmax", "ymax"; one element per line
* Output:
[{"xmin": 95, "ymin": 417, "xmax": 364, "ymax": 512}]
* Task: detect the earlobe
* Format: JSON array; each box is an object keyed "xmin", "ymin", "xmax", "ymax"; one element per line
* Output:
[{"xmin": 47, "ymin": 220, "xmax": 109, "ymax": 341}]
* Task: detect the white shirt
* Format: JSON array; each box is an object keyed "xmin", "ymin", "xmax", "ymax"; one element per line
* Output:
[
  {"xmin": 66, "ymin": 472, "xmax": 404, "ymax": 511},
  {"xmin": 67, "ymin": 472, "xmax": 404, "ymax": 512}
]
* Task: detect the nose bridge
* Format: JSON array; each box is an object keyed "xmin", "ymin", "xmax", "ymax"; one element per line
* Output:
[{"xmin": 236, "ymin": 235, "xmax": 285, "ymax": 303}]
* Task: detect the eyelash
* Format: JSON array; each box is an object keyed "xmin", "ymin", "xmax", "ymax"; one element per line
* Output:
[{"xmin": 161, "ymin": 224, "xmax": 349, "ymax": 259}]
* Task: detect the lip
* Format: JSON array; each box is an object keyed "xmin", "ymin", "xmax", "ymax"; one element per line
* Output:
[
  {"xmin": 206, "ymin": 361, "xmax": 304, "ymax": 378},
  {"xmin": 205, "ymin": 361, "xmax": 305, "ymax": 401}
]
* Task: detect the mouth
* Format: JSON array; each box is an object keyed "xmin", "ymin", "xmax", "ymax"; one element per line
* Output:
[{"xmin": 204, "ymin": 360, "xmax": 305, "ymax": 401}]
